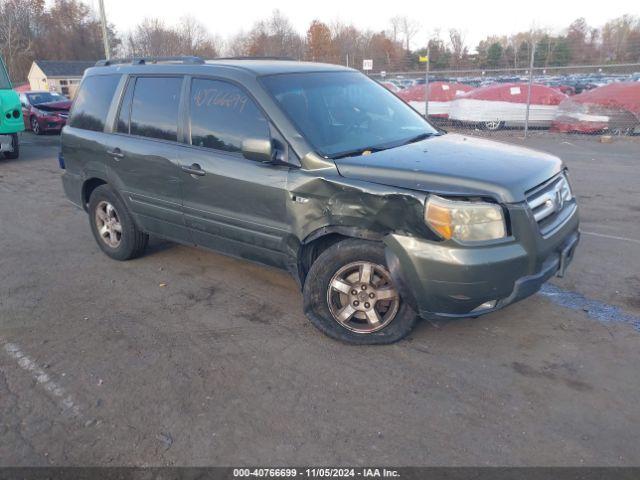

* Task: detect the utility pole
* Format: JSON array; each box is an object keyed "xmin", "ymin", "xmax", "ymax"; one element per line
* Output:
[
  {"xmin": 423, "ymin": 45, "xmax": 430, "ymax": 117},
  {"xmin": 524, "ymin": 41, "xmax": 536, "ymax": 138},
  {"xmin": 98, "ymin": 0, "xmax": 110, "ymax": 60}
]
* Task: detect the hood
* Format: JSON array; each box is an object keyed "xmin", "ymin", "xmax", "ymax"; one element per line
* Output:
[
  {"xmin": 333, "ymin": 134, "xmax": 563, "ymax": 203},
  {"xmin": 34, "ymin": 100, "xmax": 71, "ymax": 112}
]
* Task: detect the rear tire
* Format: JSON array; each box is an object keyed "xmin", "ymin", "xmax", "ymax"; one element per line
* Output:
[
  {"xmin": 483, "ymin": 120, "xmax": 504, "ymax": 131},
  {"xmin": 303, "ymin": 238, "xmax": 417, "ymax": 344},
  {"xmin": 3, "ymin": 134, "xmax": 19, "ymax": 159},
  {"xmin": 88, "ymin": 184, "xmax": 148, "ymax": 261}
]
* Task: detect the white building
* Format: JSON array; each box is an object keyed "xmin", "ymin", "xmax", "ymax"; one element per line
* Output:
[{"xmin": 27, "ymin": 60, "xmax": 94, "ymax": 98}]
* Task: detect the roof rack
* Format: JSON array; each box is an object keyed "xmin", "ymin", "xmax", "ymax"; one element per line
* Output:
[
  {"xmin": 95, "ymin": 56, "xmax": 205, "ymax": 67},
  {"xmin": 213, "ymin": 56, "xmax": 295, "ymax": 61}
]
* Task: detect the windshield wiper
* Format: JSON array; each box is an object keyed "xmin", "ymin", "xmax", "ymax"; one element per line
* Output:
[
  {"xmin": 330, "ymin": 132, "xmax": 439, "ymax": 159},
  {"xmin": 330, "ymin": 146, "xmax": 387, "ymax": 160},
  {"xmin": 399, "ymin": 132, "xmax": 436, "ymax": 146}
]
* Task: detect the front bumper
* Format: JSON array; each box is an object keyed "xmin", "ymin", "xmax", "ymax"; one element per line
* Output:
[
  {"xmin": 35, "ymin": 116, "xmax": 67, "ymax": 132},
  {"xmin": 384, "ymin": 202, "xmax": 579, "ymax": 319}
]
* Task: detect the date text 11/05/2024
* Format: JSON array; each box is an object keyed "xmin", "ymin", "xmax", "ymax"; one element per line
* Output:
[{"xmin": 232, "ymin": 468, "xmax": 400, "ymax": 478}]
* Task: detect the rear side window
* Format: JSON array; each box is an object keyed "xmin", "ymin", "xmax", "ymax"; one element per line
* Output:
[
  {"xmin": 69, "ymin": 75, "xmax": 120, "ymax": 132},
  {"xmin": 129, "ymin": 77, "xmax": 182, "ymax": 141},
  {"xmin": 189, "ymin": 78, "xmax": 269, "ymax": 152}
]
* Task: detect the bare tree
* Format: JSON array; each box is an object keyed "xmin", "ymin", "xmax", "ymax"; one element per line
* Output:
[
  {"xmin": 448, "ymin": 29, "xmax": 467, "ymax": 67},
  {"xmin": 124, "ymin": 17, "xmax": 219, "ymax": 58},
  {"xmin": 35, "ymin": 0, "xmax": 119, "ymax": 62},
  {"xmin": 397, "ymin": 16, "xmax": 420, "ymax": 51},
  {"xmin": 330, "ymin": 21, "xmax": 376, "ymax": 68},
  {"xmin": 224, "ymin": 31, "xmax": 251, "ymax": 56},
  {"xmin": 0, "ymin": 0, "xmax": 42, "ymax": 81},
  {"xmin": 389, "ymin": 16, "xmax": 402, "ymax": 43},
  {"xmin": 126, "ymin": 18, "xmax": 181, "ymax": 57},
  {"xmin": 244, "ymin": 10, "xmax": 304, "ymax": 59},
  {"xmin": 601, "ymin": 14, "xmax": 640, "ymax": 62},
  {"xmin": 177, "ymin": 16, "xmax": 219, "ymax": 58}
]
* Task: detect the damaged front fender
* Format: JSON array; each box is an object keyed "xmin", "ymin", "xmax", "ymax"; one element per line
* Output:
[{"xmin": 285, "ymin": 164, "xmax": 437, "ymax": 285}]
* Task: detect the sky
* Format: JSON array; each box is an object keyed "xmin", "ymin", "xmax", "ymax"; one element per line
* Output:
[{"xmin": 88, "ymin": 0, "xmax": 639, "ymax": 51}]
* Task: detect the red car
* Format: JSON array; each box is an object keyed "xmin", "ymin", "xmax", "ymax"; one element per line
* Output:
[{"xmin": 19, "ymin": 91, "xmax": 71, "ymax": 135}]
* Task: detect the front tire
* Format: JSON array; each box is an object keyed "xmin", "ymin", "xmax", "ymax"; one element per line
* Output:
[
  {"xmin": 303, "ymin": 239, "xmax": 417, "ymax": 344},
  {"xmin": 30, "ymin": 116, "xmax": 42, "ymax": 135},
  {"xmin": 3, "ymin": 134, "xmax": 19, "ymax": 159},
  {"xmin": 88, "ymin": 184, "xmax": 148, "ymax": 261}
]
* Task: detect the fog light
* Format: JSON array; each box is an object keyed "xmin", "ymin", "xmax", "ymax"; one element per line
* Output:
[{"xmin": 471, "ymin": 300, "xmax": 497, "ymax": 313}]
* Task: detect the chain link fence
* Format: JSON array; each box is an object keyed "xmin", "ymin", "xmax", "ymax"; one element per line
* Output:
[{"xmin": 370, "ymin": 62, "xmax": 640, "ymax": 139}]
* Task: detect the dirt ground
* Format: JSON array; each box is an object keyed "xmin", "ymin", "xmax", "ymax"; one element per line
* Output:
[{"xmin": 0, "ymin": 131, "xmax": 638, "ymax": 466}]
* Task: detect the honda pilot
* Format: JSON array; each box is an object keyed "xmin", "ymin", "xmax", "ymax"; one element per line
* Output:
[{"xmin": 60, "ymin": 57, "xmax": 579, "ymax": 344}]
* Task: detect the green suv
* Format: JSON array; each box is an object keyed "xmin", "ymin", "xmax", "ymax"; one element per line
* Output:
[
  {"xmin": 0, "ymin": 57, "xmax": 23, "ymax": 159},
  {"xmin": 60, "ymin": 57, "xmax": 579, "ymax": 344}
]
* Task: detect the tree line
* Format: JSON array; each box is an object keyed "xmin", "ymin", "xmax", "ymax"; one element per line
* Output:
[{"xmin": 1, "ymin": 0, "xmax": 639, "ymax": 82}]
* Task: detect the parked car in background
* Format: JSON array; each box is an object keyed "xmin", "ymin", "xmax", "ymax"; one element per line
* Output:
[
  {"xmin": 385, "ymin": 79, "xmax": 405, "ymax": 90},
  {"xmin": 449, "ymin": 83, "xmax": 567, "ymax": 130},
  {"xmin": 552, "ymin": 82, "xmax": 640, "ymax": 135},
  {"xmin": 380, "ymin": 81, "xmax": 401, "ymax": 93},
  {"xmin": 397, "ymin": 78, "xmax": 418, "ymax": 89},
  {"xmin": 397, "ymin": 81, "xmax": 474, "ymax": 119},
  {"xmin": 19, "ymin": 91, "xmax": 71, "ymax": 135},
  {"xmin": 541, "ymin": 78, "xmax": 576, "ymax": 96}
]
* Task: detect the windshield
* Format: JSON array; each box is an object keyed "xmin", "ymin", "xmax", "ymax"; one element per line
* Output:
[
  {"xmin": 261, "ymin": 71, "xmax": 439, "ymax": 158},
  {"xmin": 27, "ymin": 92, "xmax": 66, "ymax": 105}
]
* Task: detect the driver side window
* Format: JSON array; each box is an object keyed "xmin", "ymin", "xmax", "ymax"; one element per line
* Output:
[{"xmin": 188, "ymin": 78, "xmax": 270, "ymax": 153}]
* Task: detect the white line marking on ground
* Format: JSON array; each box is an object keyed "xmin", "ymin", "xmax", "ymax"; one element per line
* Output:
[
  {"xmin": 2, "ymin": 340, "xmax": 82, "ymax": 418},
  {"xmin": 582, "ymin": 230, "xmax": 640, "ymax": 245}
]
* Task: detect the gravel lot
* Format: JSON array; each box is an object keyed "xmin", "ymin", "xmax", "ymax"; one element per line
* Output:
[{"xmin": 1, "ymin": 131, "xmax": 639, "ymax": 466}]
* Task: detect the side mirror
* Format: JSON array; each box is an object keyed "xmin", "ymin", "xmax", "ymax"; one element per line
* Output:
[{"xmin": 241, "ymin": 138, "xmax": 273, "ymax": 163}]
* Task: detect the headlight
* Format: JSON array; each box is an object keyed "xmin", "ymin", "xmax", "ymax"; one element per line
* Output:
[
  {"xmin": 560, "ymin": 173, "xmax": 573, "ymax": 201},
  {"xmin": 424, "ymin": 195, "xmax": 506, "ymax": 242}
]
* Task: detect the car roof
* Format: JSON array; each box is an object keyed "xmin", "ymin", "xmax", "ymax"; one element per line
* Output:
[
  {"xmin": 86, "ymin": 59, "xmax": 355, "ymax": 78},
  {"xmin": 205, "ymin": 59, "xmax": 353, "ymax": 75}
]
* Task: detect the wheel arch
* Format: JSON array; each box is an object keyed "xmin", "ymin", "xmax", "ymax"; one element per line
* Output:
[
  {"xmin": 296, "ymin": 226, "xmax": 386, "ymax": 287},
  {"xmin": 81, "ymin": 177, "xmax": 109, "ymax": 211}
]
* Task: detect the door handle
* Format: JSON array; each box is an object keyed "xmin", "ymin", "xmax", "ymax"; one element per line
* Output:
[
  {"xmin": 181, "ymin": 163, "xmax": 206, "ymax": 176},
  {"xmin": 106, "ymin": 148, "xmax": 125, "ymax": 159}
]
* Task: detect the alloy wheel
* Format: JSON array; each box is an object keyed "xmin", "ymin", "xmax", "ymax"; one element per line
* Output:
[
  {"xmin": 31, "ymin": 117, "xmax": 40, "ymax": 135},
  {"xmin": 95, "ymin": 200, "xmax": 122, "ymax": 248},
  {"xmin": 327, "ymin": 261, "xmax": 400, "ymax": 333},
  {"xmin": 484, "ymin": 120, "xmax": 502, "ymax": 131}
]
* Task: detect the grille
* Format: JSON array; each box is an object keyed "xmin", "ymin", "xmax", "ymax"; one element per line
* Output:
[{"xmin": 526, "ymin": 173, "xmax": 575, "ymax": 235}]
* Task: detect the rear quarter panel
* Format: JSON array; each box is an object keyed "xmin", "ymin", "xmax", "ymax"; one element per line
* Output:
[{"xmin": 60, "ymin": 127, "xmax": 109, "ymax": 205}]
